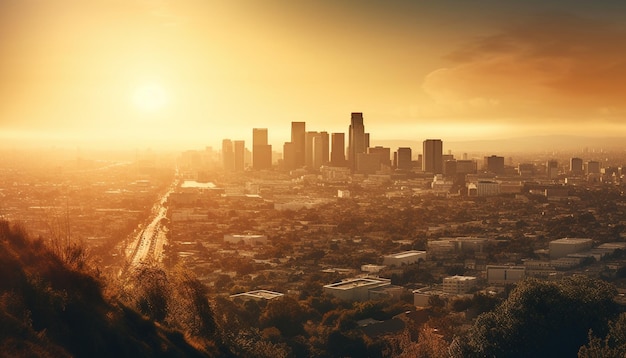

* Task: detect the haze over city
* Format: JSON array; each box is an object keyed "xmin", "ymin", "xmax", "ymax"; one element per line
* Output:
[
  {"xmin": 6, "ymin": 2, "xmax": 626, "ymax": 357},
  {"xmin": 2, "ymin": 0, "xmax": 626, "ymax": 151}
]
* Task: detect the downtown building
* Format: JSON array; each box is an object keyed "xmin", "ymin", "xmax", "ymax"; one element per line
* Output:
[
  {"xmin": 348, "ymin": 112, "xmax": 369, "ymax": 172},
  {"xmin": 252, "ymin": 128, "xmax": 272, "ymax": 170},
  {"xmin": 422, "ymin": 139, "xmax": 443, "ymax": 174}
]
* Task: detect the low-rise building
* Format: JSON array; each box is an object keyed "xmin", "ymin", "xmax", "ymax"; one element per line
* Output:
[
  {"xmin": 224, "ymin": 234, "xmax": 268, "ymax": 245},
  {"xmin": 229, "ymin": 289, "xmax": 284, "ymax": 302},
  {"xmin": 361, "ymin": 264, "xmax": 386, "ymax": 273},
  {"xmin": 383, "ymin": 250, "xmax": 426, "ymax": 267},
  {"xmin": 413, "ymin": 287, "xmax": 445, "ymax": 307},
  {"xmin": 549, "ymin": 238, "xmax": 593, "ymax": 259},
  {"xmin": 323, "ymin": 277, "xmax": 391, "ymax": 301},
  {"xmin": 486, "ymin": 265, "xmax": 525, "ymax": 285},
  {"xmin": 443, "ymin": 275, "xmax": 477, "ymax": 294}
]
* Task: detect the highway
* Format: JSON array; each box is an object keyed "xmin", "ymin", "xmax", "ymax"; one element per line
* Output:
[{"xmin": 121, "ymin": 179, "xmax": 177, "ymax": 273}]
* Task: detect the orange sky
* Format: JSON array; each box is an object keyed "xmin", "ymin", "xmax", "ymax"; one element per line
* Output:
[{"xmin": 1, "ymin": 0, "xmax": 626, "ymax": 150}]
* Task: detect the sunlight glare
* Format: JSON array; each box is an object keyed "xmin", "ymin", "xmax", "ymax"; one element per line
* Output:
[{"xmin": 132, "ymin": 83, "xmax": 168, "ymax": 113}]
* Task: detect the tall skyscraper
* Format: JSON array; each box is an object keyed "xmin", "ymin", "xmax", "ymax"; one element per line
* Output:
[
  {"xmin": 570, "ymin": 157, "xmax": 583, "ymax": 174},
  {"xmin": 283, "ymin": 142, "xmax": 296, "ymax": 170},
  {"xmin": 252, "ymin": 128, "xmax": 272, "ymax": 170},
  {"xmin": 396, "ymin": 147, "xmax": 412, "ymax": 170},
  {"xmin": 222, "ymin": 139, "xmax": 234, "ymax": 171},
  {"xmin": 304, "ymin": 131, "xmax": 319, "ymax": 168},
  {"xmin": 422, "ymin": 139, "xmax": 443, "ymax": 174},
  {"xmin": 233, "ymin": 140, "xmax": 245, "ymax": 171},
  {"xmin": 330, "ymin": 133, "xmax": 346, "ymax": 167},
  {"xmin": 546, "ymin": 159, "xmax": 558, "ymax": 179},
  {"xmin": 319, "ymin": 131, "xmax": 329, "ymax": 166},
  {"xmin": 348, "ymin": 112, "xmax": 367, "ymax": 171},
  {"xmin": 291, "ymin": 122, "xmax": 306, "ymax": 168}
]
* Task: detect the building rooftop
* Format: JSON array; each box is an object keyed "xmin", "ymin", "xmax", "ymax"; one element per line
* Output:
[
  {"xmin": 181, "ymin": 180, "xmax": 216, "ymax": 189},
  {"xmin": 230, "ymin": 289, "xmax": 284, "ymax": 300},
  {"xmin": 445, "ymin": 275, "xmax": 477, "ymax": 281},
  {"xmin": 550, "ymin": 237, "xmax": 592, "ymax": 244},
  {"xmin": 324, "ymin": 277, "xmax": 389, "ymax": 290},
  {"xmin": 385, "ymin": 250, "xmax": 426, "ymax": 259}
]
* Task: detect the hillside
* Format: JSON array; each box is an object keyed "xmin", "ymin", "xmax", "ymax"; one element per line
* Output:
[{"xmin": 0, "ymin": 220, "xmax": 219, "ymax": 358}]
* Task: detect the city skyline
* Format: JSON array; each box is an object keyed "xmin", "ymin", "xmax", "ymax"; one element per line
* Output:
[{"xmin": 2, "ymin": 1, "xmax": 626, "ymax": 150}]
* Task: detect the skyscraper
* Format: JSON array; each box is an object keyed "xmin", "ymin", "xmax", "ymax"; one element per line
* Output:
[
  {"xmin": 319, "ymin": 131, "xmax": 329, "ymax": 166},
  {"xmin": 222, "ymin": 139, "xmax": 234, "ymax": 171},
  {"xmin": 570, "ymin": 157, "xmax": 583, "ymax": 174},
  {"xmin": 422, "ymin": 139, "xmax": 443, "ymax": 174},
  {"xmin": 396, "ymin": 147, "xmax": 412, "ymax": 170},
  {"xmin": 305, "ymin": 131, "xmax": 319, "ymax": 168},
  {"xmin": 546, "ymin": 159, "xmax": 558, "ymax": 179},
  {"xmin": 233, "ymin": 140, "xmax": 245, "ymax": 171},
  {"xmin": 291, "ymin": 122, "xmax": 306, "ymax": 168},
  {"xmin": 484, "ymin": 155, "xmax": 505, "ymax": 175},
  {"xmin": 252, "ymin": 128, "xmax": 272, "ymax": 170},
  {"xmin": 283, "ymin": 142, "xmax": 296, "ymax": 170},
  {"xmin": 330, "ymin": 133, "xmax": 346, "ymax": 167},
  {"xmin": 348, "ymin": 112, "xmax": 367, "ymax": 171}
]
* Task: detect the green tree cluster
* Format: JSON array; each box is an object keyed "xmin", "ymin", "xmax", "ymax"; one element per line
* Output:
[{"xmin": 451, "ymin": 276, "xmax": 618, "ymax": 358}]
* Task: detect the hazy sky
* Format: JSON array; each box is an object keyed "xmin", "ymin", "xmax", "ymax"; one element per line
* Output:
[{"xmin": 1, "ymin": 0, "xmax": 626, "ymax": 150}]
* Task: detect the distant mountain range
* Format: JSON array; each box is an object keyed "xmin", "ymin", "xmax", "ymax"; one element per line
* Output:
[{"xmin": 372, "ymin": 135, "xmax": 626, "ymax": 155}]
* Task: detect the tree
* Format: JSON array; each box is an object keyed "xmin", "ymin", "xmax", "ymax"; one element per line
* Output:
[
  {"xmin": 451, "ymin": 276, "xmax": 618, "ymax": 358},
  {"xmin": 579, "ymin": 313, "xmax": 626, "ymax": 357},
  {"xmin": 259, "ymin": 296, "xmax": 306, "ymax": 337}
]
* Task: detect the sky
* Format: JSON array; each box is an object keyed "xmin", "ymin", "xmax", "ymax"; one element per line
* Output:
[{"xmin": 1, "ymin": 0, "xmax": 626, "ymax": 151}]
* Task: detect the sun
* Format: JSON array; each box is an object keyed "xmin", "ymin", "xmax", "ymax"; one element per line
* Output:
[{"xmin": 132, "ymin": 83, "xmax": 168, "ymax": 113}]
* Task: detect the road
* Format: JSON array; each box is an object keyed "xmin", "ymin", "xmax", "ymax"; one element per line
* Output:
[{"xmin": 121, "ymin": 179, "xmax": 177, "ymax": 273}]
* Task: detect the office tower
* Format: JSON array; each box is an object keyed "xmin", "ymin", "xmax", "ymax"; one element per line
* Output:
[
  {"xmin": 570, "ymin": 157, "xmax": 583, "ymax": 174},
  {"xmin": 484, "ymin": 155, "xmax": 505, "ymax": 175},
  {"xmin": 291, "ymin": 122, "xmax": 306, "ymax": 167},
  {"xmin": 422, "ymin": 139, "xmax": 443, "ymax": 174},
  {"xmin": 304, "ymin": 131, "xmax": 319, "ymax": 167},
  {"xmin": 348, "ymin": 112, "xmax": 366, "ymax": 171},
  {"xmin": 313, "ymin": 136, "xmax": 324, "ymax": 168},
  {"xmin": 234, "ymin": 140, "xmax": 245, "ymax": 171},
  {"xmin": 330, "ymin": 133, "xmax": 346, "ymax": 166},
  {"xmin": 587, "ymin": 161, "xmax": 601, "ymax": 174},
  {"xmin": 368, "ymin": 146, "xmax": 391, "ymax": 168},
  {"xmin": 222, "ymin": 139, "xmax": 234, "ymax": 171},
  {"xmin": 283, "ymin": 142, "xmax": 296, "ymax": 170},
  {"xmin": 546, "ymin": 159, "xmax": 558, "ymax": 179},
  {"xmin": 252, "ymin": 128, "xmax": 272, "ymax": 170},
  {"xmin": 320, "ymin": 131, "xmax": 329, "ymax": 165},
  {"xmin": 396, "ymin": 147, "xmax": 412, "ymax": 170}
]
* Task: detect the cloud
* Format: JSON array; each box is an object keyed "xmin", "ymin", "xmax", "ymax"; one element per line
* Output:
[{"xmin": 422, "ymin": 12, "xmax": 626, "ymax": 121}]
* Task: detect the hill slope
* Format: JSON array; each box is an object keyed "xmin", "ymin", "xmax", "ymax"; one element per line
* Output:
[{"xmin": 0, "ymin": 220, "xmax": 214, "ymax": 357}]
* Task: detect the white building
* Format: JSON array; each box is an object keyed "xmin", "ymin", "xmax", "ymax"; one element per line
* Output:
[
  {"xmin": 549, "ymin": 238, "xmax": 593, "ymax": 259},
  {"xmin": 224, "ymin": 234, "xmax": 268, "ymax": 245},
  {"xmin": 230, "ymin": 289, "xmax": 284, "ymax": 302},
  {"xmin": 323, "ymin": 277, "xmax": 391, "ymax": 301},
  {"xmin": 486, "ymin": 265, "xmax": 525, "ymax": 285},
  {"xmin": 383, "ymin": 250, "xmax": 427, "ymax": 267},
  {"xmin": 361, "ymin": 264, "xmax": 386, "ymax": 273},
  {"xmin": 413, "ymin": 287, "xmax": 445, "ymax": 307},
  {"xmin": 337, "ymin": 189, "xmax": 351, "ymax": 198},
  {"xmin": 443, "ymin": 275, "xmax": 477, "ymax": 294}
]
